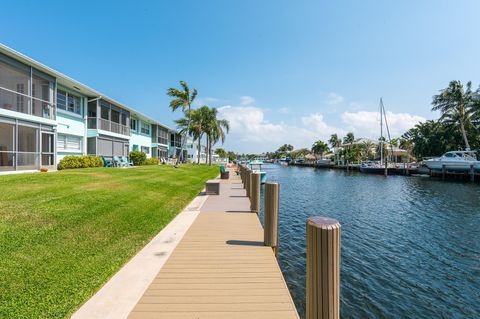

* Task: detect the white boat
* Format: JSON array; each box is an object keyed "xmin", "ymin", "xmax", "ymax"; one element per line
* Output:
[
  {"xmin": 316, "ymin": 159, "xmax": 333, "ymax": 166},
  {"xmin": 424, "ymin": 151, "xmax": 480, "ymax": 172},
  {"xmin": 247, "ymin": 160, "xmax": 267, "ymax": 183}
]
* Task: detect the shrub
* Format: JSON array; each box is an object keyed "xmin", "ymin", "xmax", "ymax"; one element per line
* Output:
[
  {"xmin": 58, "ymin": 156, "xmax": 103, "ymax": 170},
  {"xmin": 144, "ymin": 158, "xmax": 160, "ymax": 165},
  {"xmin": 129, "ymin": 151, "xmax": 146, "ymax": 166}
]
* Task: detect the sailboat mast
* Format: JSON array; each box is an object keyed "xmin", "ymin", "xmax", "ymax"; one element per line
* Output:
[{"xmin": 380, "ymin": 98, "xmax": 383, "ymax": 164}]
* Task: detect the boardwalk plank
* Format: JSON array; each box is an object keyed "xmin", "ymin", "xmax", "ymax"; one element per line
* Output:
[{"xmin": 127, "ymin": 173, "xmax": 298, "ymax": 319}]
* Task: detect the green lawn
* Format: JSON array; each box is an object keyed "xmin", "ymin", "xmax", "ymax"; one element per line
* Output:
[{"xmin": 0, "ymin": 165, "xmax": 218, "ymax": 318}]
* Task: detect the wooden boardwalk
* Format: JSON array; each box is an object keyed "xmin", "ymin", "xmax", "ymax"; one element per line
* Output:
[{"xmin": 128, "ymin": 173, "xmax": 299, "ymax": 319}]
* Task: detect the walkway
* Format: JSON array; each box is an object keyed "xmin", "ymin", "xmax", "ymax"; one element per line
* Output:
[{"xmin": 127, "ymin": 172, "xmax": 299, "ymax": 319}]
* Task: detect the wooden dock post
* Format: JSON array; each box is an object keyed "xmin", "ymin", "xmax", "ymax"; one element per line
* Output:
[
  {"xmin": 246, "ymin": 170, "xmax": 252, "ymax": 198},
  {"xmin": 470, "ymin": 164, "xmax": 475, "ymax": 182},
  {"xmin": 306, "ymin": 217, "xmax": 341, "ymax": 319},
  {"xmin": 250, "ymin": 172, "xmax": 261, "ymax": 214},
  {"xmin": 241, "ymin": 166, "xmax": 245, "ymax": 186},
  {"xmin": 264, "ymin": 182, "xmax": 279, "ymax": 256},
  {"xmin": 442, "ymin": 164, "xmax": 446, "ymax": 180}
]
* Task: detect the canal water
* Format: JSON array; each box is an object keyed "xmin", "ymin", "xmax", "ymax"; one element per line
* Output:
[{"xmin": 258, "ymin": 164, "xmax": 480, "ymax": 319}]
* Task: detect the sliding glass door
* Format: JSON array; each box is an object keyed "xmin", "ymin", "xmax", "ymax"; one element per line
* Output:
[
  {"xmin": 0, "ymin": 122, "xmax": 15, "ymax": 171},
  {"xmin": 41, "ymin": 132, "xmax": 55, "ymax": 167},
  {"xmin": 17, "ymin": 125, "xmax": 38, "ymax": 170}
]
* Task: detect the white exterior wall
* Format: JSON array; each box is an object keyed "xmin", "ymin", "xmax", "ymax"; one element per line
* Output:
[
  {"xmin": 129, "ymin": 119, "xmax": 153, "ymax": 158},
  {"xmin": 130, "ymin": 133, "xmax": 152, "ymax": 158},
  {"xmin": 56, "ymin": 109, "xmax": 86, "ymax": 162},
  {"xmin": 187, "ymin": 139, "xmax": 207, "ymax": 163}
]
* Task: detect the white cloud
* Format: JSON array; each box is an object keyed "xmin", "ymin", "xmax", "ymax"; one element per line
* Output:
[
  {"xmin": 214, "ymin": 96, "xmax": 425, "ymax": 153},
  {"xmin": 217, "ymin": 106, "xmax": 341, "ymax": 153},
  {"xmin": 278, "ymin": 107, "xmax": 290, "ymax": 114},
  {"xmin": 326, "ymin": 92, "xmax": 344, "ymax": 105},
  {"xmin": 341, "ymin": 111, "xmax": 425, "ymax": 138},
  {"xmin": 240, "ymin": 96, "xmax": 255, "ymax": 106},
  {"xmin": 301, "ymin": 113, "xmax": 344, "ymax": 135},
  {"xmin": 193, "ymin": 97, "xmax": 220, "ymax": 107}
]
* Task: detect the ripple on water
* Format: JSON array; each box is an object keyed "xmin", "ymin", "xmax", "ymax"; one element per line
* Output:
[{"xmin": 259, "ymin": 165, "xmax": 480, "ymax": 319}]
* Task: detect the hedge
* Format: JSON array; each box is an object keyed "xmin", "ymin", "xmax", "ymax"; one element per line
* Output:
[
  {"xmin": 57, "ymin": 156, "xmax": 103, "ymax": 170},
  {"xmin": 144, "ymin": 158, "xmax": 160, "ymax": 165},
  {"xmin": 129, "ymin": 151, "xmax": 146, "ymax": 166}
]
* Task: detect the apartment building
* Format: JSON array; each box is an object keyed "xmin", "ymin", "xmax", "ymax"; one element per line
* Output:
[{"xmin": 0, "ymin": 44, "xmax": 177, "ymax": 173}]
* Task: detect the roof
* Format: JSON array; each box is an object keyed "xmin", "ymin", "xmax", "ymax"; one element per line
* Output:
[{"xmin": 0, "ymin": 43, "xmax": 173, "ymax": 131}]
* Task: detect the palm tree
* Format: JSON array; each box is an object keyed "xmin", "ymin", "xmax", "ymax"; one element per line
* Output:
[
  {"xmin": 328, "ymin": 134, "xmax": 342, "ymax": 164},
  {"xmin": 343, "ymin": 132, "xmax": 355, "ymax": 145},
  {"xmin": 432, "ymin": 80, "xmax": 479, "ymax": 150},
  {"xmin": 190, "ymin": 106, "xmax": 210, "ymax": 164},
  {"xmin": 204, "ymin": 107, "xmax": 230, "ymax": 165},
  {"xmin": 328, "ymin": 134, "xmax": 341, "ymax": 149},
  {"xmin": 311, "ymin": 140, "xmax": 329, "ymax": 158},
  {"xmin": 167, "ymin": 81, "xmax": 197, "ymax": 163},
  {"xmin": 361, "ymin": 140, "xmax": 374, "ymax": 160}
]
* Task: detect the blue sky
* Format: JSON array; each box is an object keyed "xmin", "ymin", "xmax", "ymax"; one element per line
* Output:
[{"xmin": 1, "ymin": 0, "xmax": 480, "ymax": 153}]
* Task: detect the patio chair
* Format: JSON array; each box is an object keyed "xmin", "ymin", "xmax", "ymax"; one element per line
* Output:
[
  {"xmin": 113, "ymin": 156, "xmax": 124, "ymax": 167},
  {"xmin": 101, "ymin": 156, "xmax": 114, "ymax": 167},
  {"xmin": 220, "ymin": 166, "xmax": 229, "ymax": 179},
  {"xmin": 122, "ymin": 156, "xmax": 133, "ymax": 167}
]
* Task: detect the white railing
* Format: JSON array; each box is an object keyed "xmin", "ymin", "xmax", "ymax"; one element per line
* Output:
[{"xmin": 88, "ymin": 117, "xmax": 130, "ymax": 136}]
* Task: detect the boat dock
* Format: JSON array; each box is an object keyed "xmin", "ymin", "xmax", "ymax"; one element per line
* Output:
[
  {"xmin": 288, "ymin": 162, "xmax": 480, "ymax": 181},
  {"xmin": 127, "ymin": 171, "xmax": 299, "ymax": 319}
]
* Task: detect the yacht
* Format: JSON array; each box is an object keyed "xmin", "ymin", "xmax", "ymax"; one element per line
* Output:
[{"xmin": 424, "ymin": 151, "xmax": 480, "ymax": 172}]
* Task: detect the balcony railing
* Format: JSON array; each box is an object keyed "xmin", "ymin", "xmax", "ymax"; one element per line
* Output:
[
  {"xmin": 0, "ymin": 86, "xmax": 55, "ymax": 120},
  {"xmin": 87, "ymin": 117, "xmax": 130, "ymax": 136}
]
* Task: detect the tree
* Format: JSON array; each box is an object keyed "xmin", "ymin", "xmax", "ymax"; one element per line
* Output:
[
  {"xmin": 215, "ymin": 148, "xmax": 227, "ymax": 158},
  {"xmin": 277, "ymin": 144, "xmax": 294, "ymax": 153},
  {"xmin": 328, "ymin": 134, "xmax": 342, "ymax": 149},
  {"xmin": 361, "ymin": 140, "xmax": 374, "ymax": 160},
  {"xmin": 329, "ymin": 134, "xmax": 342, "ymax": 164},
  {"xmin": 311, "ymin": 140, "xmax": 329, "ymax": 158},
  {"xmin": 190, "ymin": 106, "xmax": 210, "ymax": 164},
  {"xmin": 204, "ymin": 107, "xmax": 230, "ymax": 165},
  {"xmin": 167, "ymin": 81, "xmax": 197, "ymax": 164},
  {"xmin": 431, "ymin": 80, "xmax": 479, "ymax": 150},
  {"xmin": 227, "ymin": 151, "xmax": 237, "ymax": 162},
  {"xmin": 343, "ymin": 132, "xmax": 355, "ymax": 145},
  {"xmin": 402, "ymin": 120, "xmax": 457, "ymax": 158}
]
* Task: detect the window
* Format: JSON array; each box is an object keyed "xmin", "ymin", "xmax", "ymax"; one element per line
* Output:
[
  {"xmin": 57, "ymin": 89, "xmax": 81, "ymax": 115},
  {"xmin": 140, "ymin": 122, "xmax": 150, "ymax": 135},
  {"xmin": 101, "ymin": 105, "xmax": 109, "ymax": 120},
  {"xmin": 141, "ymin": 146, "xmax": 150, "ymax": 154},
  {"xmin": 158, "ymin": 127, "xmax": 169, "ymax": 145},
  {"xmin": 32, "ymin": 74, "xmax": 52, "ymax": 102},
  {"xmin": 57, "ymin": 134, "xmax": 82, "ymax": 152},
  {"xmin": 111, "ymin": 109, "xmax": 120, "ymax": 123},
  {"xmin": 133, "ymin": 144, "xmax": 139, "ymax": 151},
  {"xmin": 0, "ymin": 54, "xmax": 55, "ymax": 119},
  {"xmin": 131, "ymin": 119, "xmax": 137, "ymax": 131}
]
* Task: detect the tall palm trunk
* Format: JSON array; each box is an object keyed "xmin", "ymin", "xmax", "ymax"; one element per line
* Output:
[
  {"xmin": 205, "ymin": 134, "xmax": 210, "ymax": 164},
  {"xmin": 208, "ymin": 136, "xmax": 212, "ymax": 166},
  {"xmin": 197, "ymin": 135, "xmax": 202, "ymax": 164},
  {"xmin": 460, "ymin": 121, "xmax": 471, "ymax": 150},
  {"xmin": 177, "ymin": 106, "xmax": 191, "ymax": 164}
]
